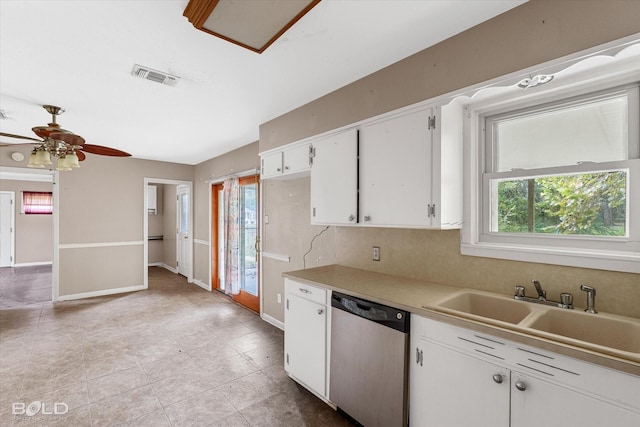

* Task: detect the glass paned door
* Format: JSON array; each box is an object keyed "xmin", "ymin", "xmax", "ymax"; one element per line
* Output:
[{"xmin": 212, "ymin": 176, "xmax": 259, "ymax": 312}]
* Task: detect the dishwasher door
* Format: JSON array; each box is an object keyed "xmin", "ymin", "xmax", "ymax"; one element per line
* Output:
[{"xmin": 330, "ymin": 292, "xmax": 409, "ymax": 427}]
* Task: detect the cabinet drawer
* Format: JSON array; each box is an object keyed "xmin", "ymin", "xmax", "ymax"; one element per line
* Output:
[{"xmin": 285, "ymin": 278, "xmax": 327, "ymax": 305}]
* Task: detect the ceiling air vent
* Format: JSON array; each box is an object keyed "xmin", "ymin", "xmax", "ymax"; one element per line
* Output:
[{"xmin": 131, "ymin": 65, "xmax": 180, "ymax": 87}]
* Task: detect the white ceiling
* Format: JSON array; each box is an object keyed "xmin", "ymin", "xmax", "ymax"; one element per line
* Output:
[{"xmin": 0, "ymin": 0, "xmax": 526, "ymax": 165}]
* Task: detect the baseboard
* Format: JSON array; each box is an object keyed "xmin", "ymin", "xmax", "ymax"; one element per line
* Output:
[
  {"xmin": 192, "ymin": 279, "xmax": 210, "ymax": 291},
  {"xmin": 261, "ymin": 313, "xmax": 284, "ymax": 330},
  {"xmin": 148, "ymin": 262, "xmax": 178, "ymax": 274},
  {"xmin": 57, "ymin": 285, "xmax": 145, "ymax": 302},
  {"xmin": 12, "ymin": 261, "xmax": 53, "ymax": 267}
]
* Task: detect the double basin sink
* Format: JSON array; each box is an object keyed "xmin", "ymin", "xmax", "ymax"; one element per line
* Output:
[{"xmin": 433, "ymin": 290, "xmax": 640, "ymax": 358}]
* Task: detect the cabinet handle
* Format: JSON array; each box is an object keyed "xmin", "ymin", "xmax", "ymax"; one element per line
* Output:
[
  {"xmin": 299, "ymin": 288, "xmax": 311, "ymax": 294},
  {"xmin": 416, "ymin": 348, "xmax": 420, "ymax": 365},
  {"xmin": 492, "ymin": 374, "xmax": 503, "ymax": 384},
  {"xmin": 420, "ymin": 349, "xmax": 423, "ymax": 366},
  {"xmin": 515, "ymin": 381, "xmax": 527, "ymax": 391},
  {"xmin": 348, "ymin": 214, "xmax": 356, "ymax": 222},
  {"xmin": 364, "ymin": 215, "xmax": 371, "ymax": 222},
  {"xmin": 284, "ymin": 166, "xmax": 290, "ymax": 170},
  {"xmin": 317, "ymin": 308, "xmax": 324, "ymax": 315},
  {"xmin": 276, "ymin": 167, "xmax": 282, "ymax": 172}
]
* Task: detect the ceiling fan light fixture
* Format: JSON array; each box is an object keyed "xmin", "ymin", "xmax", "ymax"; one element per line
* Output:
[
  {"xmin": 27, "ymin": 150, "xmax": 45, "ymax": 168},
  {"xmin": 33, "ymin": 147, "xmax": 52, "ymax": 166}
]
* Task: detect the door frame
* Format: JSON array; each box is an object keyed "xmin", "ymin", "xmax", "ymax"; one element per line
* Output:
[
  {"xmin": 0, "ymin": 167, "xmax": 57, "ymax": 298},
  {"xmin": 0, "ymin": 191, "xmax": 15, "ymax": 267},
  {"xmin": 209, "ymin": 171, "xmax": 260, "ymax": 312},
  {"xmin": 143, "ymin": 177, "xmax": 193, "ymax": 288}
]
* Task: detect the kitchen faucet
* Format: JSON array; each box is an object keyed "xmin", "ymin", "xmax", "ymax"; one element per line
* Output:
[
  {"xmin": 514, "ymin": 279, "xmax": 573, "ymax": 309},
  {"xmin": 532, "ymin": 279, "xmax": 546, "ymax": 300}
]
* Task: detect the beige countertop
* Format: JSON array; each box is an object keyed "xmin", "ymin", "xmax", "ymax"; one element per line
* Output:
[{"xmin": 283, "ymin": 264, "xmax": 640, "ymax": 377}]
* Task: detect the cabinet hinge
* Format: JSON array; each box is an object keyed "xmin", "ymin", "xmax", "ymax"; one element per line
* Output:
[
  {"xmin": 427, "ymin": 204, "xmax": 436, "ymax": 217},
  {"xmin": 261, "ymin": 158, "xmax": 264, "ymax": 175},
  {"xmin": 309, "ymin": 144, "xmax": 316, "ymax": 167},
  {"xmin": 286, "ymin": 353, "xmax": 289, "ymax": 365},
  {"xmin": 428, "ymin": 115, "xmax": 436, "ymax": 130},
  {"xmin": 312, "ymin": 207, "xmax": 316, "ymax": 218},
  {"xmin": 286, "ymin": 299, "xmax": 289, "ymax": 310}
]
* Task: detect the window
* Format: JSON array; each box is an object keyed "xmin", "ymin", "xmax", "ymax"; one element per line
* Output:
[
  {"xmin": 463, "ymin": 85, "xmax": 640, "ymax": 273},
  {"xmin": 22, "ymin": 191, "xmax": 53, "ymax": 215}
]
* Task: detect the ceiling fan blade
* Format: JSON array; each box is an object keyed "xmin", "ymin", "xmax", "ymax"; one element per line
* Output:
[
  {"xmin": 76, "ymin": 150, "xmax": 86, "ymax": 161},
  {"xmin": 49, "ymin": 132, "xmax": 86, "ymax": 146},
  {"xmin": 0, "ymin": 131, "xmax": 42, "ymax": 142},
  {"xmin": 80, "ymin": 144, "xmax": 131, "ymax": 157}
]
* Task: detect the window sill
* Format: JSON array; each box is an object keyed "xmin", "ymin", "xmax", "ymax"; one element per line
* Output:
[{"xmin": 460, "ymin": 242, "xmax": 640, "ymax": 274}]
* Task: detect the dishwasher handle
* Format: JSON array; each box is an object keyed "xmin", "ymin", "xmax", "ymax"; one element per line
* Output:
[{"xmin": 331, "ymin": 292, "xmax": 410, "ymax": 333}]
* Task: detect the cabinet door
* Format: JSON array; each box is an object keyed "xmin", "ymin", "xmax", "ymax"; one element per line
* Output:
[
  {"xmin": 511, "ymin": 372, "xmax": 640, "ymax": 427},
  {"xmin": 282, "ymin": 144, "xmax": 310, "ymax": 175},
  {"xmin": 284, "ymin": 293, "xmax": 327, "ymax": 396},
  {"xmin": 410, "ymin": 338, "xmax": 510, "ymax": 427},
  {"xmin": 310, "ymin": 129, "xmax": 358, "ymax": 224},
  {"xmin": 431, "ymin": 102, "xmax": 463, "ymax": 228},
  {"xmin": 359, "ymin": 108, "xmax": 432, "ymax": 227},
  {"xmin": 261, "ymin": 151, "xmax": 283, "ymax": 178}
]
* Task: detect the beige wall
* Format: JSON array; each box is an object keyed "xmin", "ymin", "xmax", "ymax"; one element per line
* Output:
[
  {"xmin": 262, "ymin": 178, "xmax": 336, "ymax": 321},
  {"xmin": 192, "ymin": 142, "xmax": 260, "ymax": 287},
  {"xmin": 57, "ymin": 154, "xmax": 193, "ymax": 297},
  {"xmin": 259, "ymin": 0, "xmax": 640, "ymax": 323},
  {"xmin": 0, "ymin": 179, "xmax": 53, "ymax": 264}
]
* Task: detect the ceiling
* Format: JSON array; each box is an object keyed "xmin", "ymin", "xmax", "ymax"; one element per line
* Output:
[{"xmin": 0, "ymin": 1, "xmax": 526, "ymax": 165}]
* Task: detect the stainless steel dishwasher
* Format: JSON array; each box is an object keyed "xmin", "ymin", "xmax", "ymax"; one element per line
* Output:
[{"xmin": 330, "ymin": 292, "xmax": 410, "ymax": 427}]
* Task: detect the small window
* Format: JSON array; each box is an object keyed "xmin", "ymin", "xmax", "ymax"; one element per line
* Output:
[
  {"xmin": 484, "ymin": 87, "xmax": 636, "ymax": 240},
  {"xmin": 22, "ymin": 191, "xmax": 53, "ymax": 215}
]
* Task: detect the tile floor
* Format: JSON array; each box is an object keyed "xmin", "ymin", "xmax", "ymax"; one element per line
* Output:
[
  {"xmin": 0, "ymin": 265, "xmax": 52, "ymax": 308},
  {"xmin": 0, "ymin": 267, "xmax": 352, "ymax": 426}
]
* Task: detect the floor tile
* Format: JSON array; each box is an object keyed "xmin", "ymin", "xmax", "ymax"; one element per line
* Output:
[
  {"xmin": 164, "ymin": 388, "xmax": 237, "ymax": 426},
  {"xmin": 87, "ymin": 365, "xmax": 149, "ymax": 403},
  {"xmin": 217, "ymin": 371, "xmax": 282, "ymax": 411},
  {"xmin": 89, "ymin": 384, "xmax": 162, "ymax": 427},
  {"xmin": 0, "ymin": 267, "xmax": 353, "ymax": 427}
]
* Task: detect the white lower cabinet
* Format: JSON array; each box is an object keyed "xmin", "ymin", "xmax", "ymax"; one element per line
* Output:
[
  {"xmin": 410, "ymin": 314, "xmax": 640, "ymax": 427},
  {"xmin": 284, "ymin": 278, "xmax": 329, "ymax": 399}
]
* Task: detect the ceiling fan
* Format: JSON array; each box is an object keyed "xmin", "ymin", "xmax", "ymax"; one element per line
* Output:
[{"xmin": 0, "ymin": 105, "xmax": 131, "ymax": 170}]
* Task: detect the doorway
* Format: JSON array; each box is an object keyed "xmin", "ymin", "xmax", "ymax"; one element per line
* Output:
[
  {"xmin": 143, "ymin": 178, "xmax": 193, "ymax": 288},
  {"xmin": 211, "ymin": 175, "xmax": 259, "ymax": 312}
]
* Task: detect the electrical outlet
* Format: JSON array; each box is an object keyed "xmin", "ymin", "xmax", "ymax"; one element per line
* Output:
[
  {"xmin": 277, "ymin": 293, "xmax": 282, "ymax": 304},
  {"xmin": 372, "ymin": 246, "xmax": 380, "ymax": 262}
]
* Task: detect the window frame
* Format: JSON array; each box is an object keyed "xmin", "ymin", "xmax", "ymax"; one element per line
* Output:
[{"xmin": 462, "ymin": 84, "xmax": 640, "ymax": 273}]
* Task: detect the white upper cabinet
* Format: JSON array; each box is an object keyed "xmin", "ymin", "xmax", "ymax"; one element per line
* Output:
[
  {"xmin": 359, "ymin": 108, "xmax": 433, "ymax": 227},
  {"xmin": 261, "ymin": 143, "xmax": 311, "ymax": 180},
  {"xmin": 310, "ymin": 101, "xmax": 463, "ymax": 228},
  {"xmin": 310, "ymin": 129, "xmax": 358, "ymax": 225},
  {"xmin": 261, "ymin": 151, "xmax": 283, "ymax": 178}
]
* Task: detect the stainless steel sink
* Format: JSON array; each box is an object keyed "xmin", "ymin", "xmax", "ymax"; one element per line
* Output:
[
  {"xmin": 436, "ymin": 291, "xmax": 532, "ymax": 324},
  {"xmin": 525, "ymin": 309, "xmax": 640, "ymax": 354}
]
